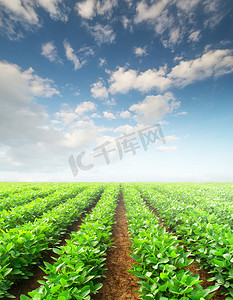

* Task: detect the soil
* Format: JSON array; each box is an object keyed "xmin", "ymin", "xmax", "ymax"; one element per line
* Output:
[
  {"xmin": 6, "ymin": 199, "xmax": 98, "ymax": 300},
  {"xmin": 92, "ymin": 191, "xmax": 139, "ymax": 300}
]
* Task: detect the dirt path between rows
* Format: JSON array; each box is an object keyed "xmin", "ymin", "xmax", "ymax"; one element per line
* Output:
[{"xmin": 92, "ymin": 190, "xmax": 139, "ymax": 300}]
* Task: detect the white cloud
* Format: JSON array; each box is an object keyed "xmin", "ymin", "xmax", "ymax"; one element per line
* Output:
[
  {"xmin": 0, "ymin": 0, "xmax": 68, "ymax": 39},
  {"xmin": 103, "ymin": 98, "xmax": 116, "ymax": 106},
  {"xmin": 129, "ymin": 92, "xmax": 180, "ymax": 125},
  {"xmin": 168, "ymin": 49, "xmax": 233, "ymax": 87},
  {"xmin": 41, "ymin": 41, "xmax": 61, "ymax": 63},
  {"xmin": 188, "ymin": 30, "xmax": 201, "ymax": 42},
  {"xmin": 84, "ymin": 23, "xmax": 116, "ymax": 45},
  {"xmin": 114, "ymin": 124, "xmax": 135, "ymax": 134},
  {"xmin": 109, "ymin": 66, "xmax": 171, "ymax": 94},
  {"xmin": 0, "ymin": 61, "xmax": 59, "ymax": 104},
  {"xmin": 134, "ymin": 46, "xmax": 147, "ymax": 56},
  {"xmin": 157, "ymin": 145, "xmax": 177, "ymax": 152},
  {"xmin": 122, "ymin": 16, "xmax": 133, "ymax": 31},
  {"xmin": 103, "ymin": 111, "xmax": 116, "ymax": 120},
  {"xmin": 135, "ymin": 0, "xmax": 169, "ymax": 24},
  {"xmin": 55, "ymin": 110, "xmax": 78, "ymax": 126},
  {"xmin": 75, "ymin": 0, "xmax": 117, "ymax": 19},
  {"xmin": 0, "ymin": 60, "xmax": 62, "ymax": 157},
  {"xmin": 100, "ymin": 49, "xmax": 233, "ymax": 95},
  {"xmin": 78, "ymin": 46, "xmax": 95, "ymax": 57},
  {"xmin": 64, "ymin": 41, "xmax": 86, "ymax": 70},
  {"xmin": 91, "ymin": 80, "xmax": 108, "ymax": 98},
  {"xmin": 75, "ymin": 101, "xmax": 97, "ymax": 116},
  {"xmin": 134, "ymin": 0, "xmax": 226, "ymax": 47},
  {"xmin": 176, "ymin": 111, "xmax": 188, "ymax": 116},
  {"xmin": 119, "ymin": 111, "xmax": 131, "ymax": 118},
  {"xmin": 165, "ymin": 135, "xmax": 180, "ymax": 142},
  {"xmin": 99, "ymin": 58, "xmax": 106, "ymax": 67},
  {"xmin": 76, "ymin": 0, "xmax": 96, "ymax": 19},
  {"xmin": 91, "ymin": 113, "xmax": 101, "ymax": 118}
]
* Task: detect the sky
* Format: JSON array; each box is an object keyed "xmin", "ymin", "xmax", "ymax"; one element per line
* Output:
[{"xmin": 0, "ymin": 0, "xmax": 233, "ymax": 182}]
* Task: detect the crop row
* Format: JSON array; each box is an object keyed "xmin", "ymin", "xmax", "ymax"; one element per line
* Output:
[
  {"xmin": 152, "ymin": 184, "xmax": 233, "ymax": 227},
  {"xmin": 0, "ymin": 184, "xmax": 58, "ymax": 212},
  {"xmin": 138, "ymin": 185, "xmax": 233, "ymax": 299},
  {"xmin": 122, "ymin": 185, "xmax": 218, "ymax": 300},
  {"xmin": 0, "ymin": 184, "xmax": 86, "ymax": 230},
  {"xmin": 21, "ymin": 184, "xmax": 120, "ymax": 300},
  {"xmin": 0, "ymin": 185, "xmax": 104, "ymax": 298}
]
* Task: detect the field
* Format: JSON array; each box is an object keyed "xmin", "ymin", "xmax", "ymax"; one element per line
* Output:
[{"xmin": 0, "ymin": 183, "xmax": 232, "ymax": 300}]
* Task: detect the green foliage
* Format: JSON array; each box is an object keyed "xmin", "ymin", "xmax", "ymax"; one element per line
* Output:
[
  {"xmin": 21, "ymin": 185, "xmax": 119, "ymax": 299},
  {"xmin": 123, "ymin": 185, "xmax": 219, "ymax": 299},
  {"xmin": 0, "ymin": 184, "xmax": 104, "ymax": 298},
  {"xmin": 137, "ymin": 183, "xmax": 233, "ymax": 298}
]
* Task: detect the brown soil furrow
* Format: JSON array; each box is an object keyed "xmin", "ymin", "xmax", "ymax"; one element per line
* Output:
[
  {"xmin": 6, "ymin": 199, "xmax": 99, "ymax": 300},
  {"xmin": 143, "ymin": 198, "xmax": 224, "ymax": 300},
  {"xmin": 93, "ymin": 191, "xmax": 139, "ymax": 300}
]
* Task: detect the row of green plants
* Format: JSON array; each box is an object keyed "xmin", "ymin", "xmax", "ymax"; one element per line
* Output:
[
  {"xmin": 0, "ymin": 184, "xmax": 86, "ymax": 230},
  {"xmin": 0, "ymin": 184, "xmax": 40, "ymax": 199},
  {"xmin": 20, "ymin": 184, "xmax": 120, "ymax": 300},
  {"xmin": 122, "ymin": 185, "xmax": 219, "ymax": 300},
  {"xmin": 152, "ymin": 184, "xmax": 233, "ymax": 227},
  {"xmin": 138, "ymin": 185, "xmax": 233, "ymax": 299},
  {"xmin": 0, "ymin": 184, "xmax": 58, "ymax": 212},
  {"xmin": 0, "ymin": 185, "xmax": 104, "ymax": 298}
]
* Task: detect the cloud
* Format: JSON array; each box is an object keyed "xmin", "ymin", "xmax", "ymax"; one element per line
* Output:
[
  {"xmin": 0, "ymin": 63, "xmax": 107, "ymax": 174},
  {"xmin": 96, "ymin": 49, "xmax": 233, "ymax": 95},
  {"xmin": 114, "ymin": 124, "xmax": 135, "ymax": 134},
  {"xmin": 75, "ymin": 0, "xmax": 117, "ymax": 19},
  {"xmin": 0, "ymin": 60, "xmax": 61, "ymax": 154},
  {"xmin": 129, "ymin": 92, "xmax": 180, "ymax": 125},
  {"xmin": 41, "ymin": 41, "xmax": 61, "ymax": 63},
  {"xmin": 103, "ymin": 98, "xmax": 116, "ymax": 106},
  {"xmin": 134, "ymin": 46, "xmax": 147, "ymax": 56},
  {"xmin": 91, "ymin": 80, "xmax": 108, "ymax": 98},
  {"xmin": 135, "ymin": 0, "xmax": 169, "ymax": 24},
  {"xmin": 122, "ymin": 16, "xmax": 133, "ymax": 31},
  {"xmin": 103, "ymin": 111, "xmax": 116, "ymax": 120},
  {"xmin": 165, "ymin": 135, "xmax": 180, "ymax": 142},
  {"xmin": 76, "ymin": 0, "xmax": 96, "ymax": 19},
  {"xmin": 134, "ymin": 0, "xmax": 226, "ymax": 47},
  {"xmin": 75, "ymin": 101, "xmax": 97, "ymax": 116},
  {"xmin": 176, "ymin": 111, "xmax": 188, "ymax": 116},
  {"xmin": 84, "ymin": 23, "xmax": 116, "ymax": 45},
  {"xmin": 157, "ymin": 145, "xmax": 177, "ymax": 152},
  {"xmin": 119, "ymin": 111, "xmax": 131, "ymax": 118},
  {"xmin": 109, "ymin": 66, "xmax": 171, "ymax": 94},
  {"xmin": 0, "ymin": 61, "xmax": 59, "ymax": 105},
  {"xmin": 78, "ymin": 46, "xmax": 95, "ymax": 57},
  {"xmin": 168, "ymin": 49, "xmax": 233, "ymax": 87},
  {"xmin": 188, "ymin": 30, "xmax": 201, "ymax": 42},
  {"xmin": 0, "ymin": 0, "xmax": 68, "ymax": 39},
  {"xmin": 64, "ymin": 41, "xmax": 86, "ymax": 70},
  {"xmin": 99, "ymin": 58, "xmax": 106, "ymax": 67}
]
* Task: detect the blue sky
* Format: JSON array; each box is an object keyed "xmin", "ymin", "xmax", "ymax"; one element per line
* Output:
[{"xmin": 0, "ymin": 0, "xmax": 233, "ymax": 182}]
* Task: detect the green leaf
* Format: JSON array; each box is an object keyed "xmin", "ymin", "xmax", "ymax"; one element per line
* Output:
[
  {"xmin": 51, "ymin": 285, "xmax": 61, "ymax": 294},
  {"xmin": 80, "ymin": 285, "xmax": 91, "ymax": 298},
  {"xmin": 60, "ymin": 278, "xmax": 67, "ymax": 287},
  {"xmin": 213, "ymin": 258, "xmax": 224, "ymax": 268},
  {"xmin": 20, "ymin": 296, "xmax": 31, "ymax": 300},
  {"xmin": 170, "ymin": 251, "xmax": 177, "ymax": 258},
  {"xmin": 6, "ymin": 242, "xmax": 13, "ymax": 252}
]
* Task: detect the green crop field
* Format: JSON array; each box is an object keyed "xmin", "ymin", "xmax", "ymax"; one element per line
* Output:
[{"xmin": 0, "ymin": 183, "xmax": 232, "ymax": 300}]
